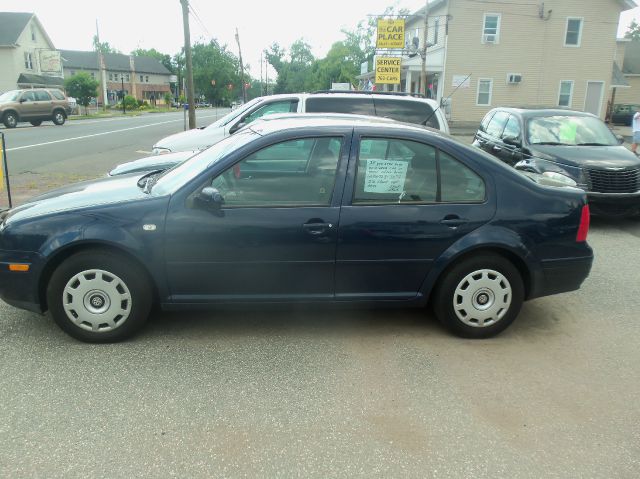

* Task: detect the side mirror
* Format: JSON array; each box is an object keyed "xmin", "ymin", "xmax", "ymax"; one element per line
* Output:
[
  {"xmin": 503, "ymin": 136, "xmax": 522, "ymax": 148},
  {"xmin": 616, "ymin": 134, "xmax": 625, "ymax": 145},
  {"xmin": 198, "ymin": 187, "xmax": 225, "ymax": 210},
  {"xmin": 228, "ymin": 121, "xmax": 245, "ymax": 135},
  {"xmin": 19, "ymin": 97, "xmax": 27, "ymax": 103}
]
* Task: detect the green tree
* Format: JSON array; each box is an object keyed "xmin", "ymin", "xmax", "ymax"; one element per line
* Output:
[
  {"xmin": 64, "ymin": 72, "xmax": 99, "ymax": 114},
  {"xmin": 164, "ymin": 91, "xmax": 173, "ymax": 108},
  {"xmin": 625, "ymin": 19, "xmax": 640, "ymax": 40},
  {"xmin": 92, "ymin": 35, "xmax": 120, "ymax": 54},
  {"xmin": 266, "ymin": 40, "xmax": 317, "ymax": 94},
  {"xmin": 189, "ymin": 40, "xmax": 241, "ymax": 105}
]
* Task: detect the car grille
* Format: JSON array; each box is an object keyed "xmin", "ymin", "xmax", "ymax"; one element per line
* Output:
[{"xmin": 586, "ymin": 168, "xmax": 640, "ymax": 193}]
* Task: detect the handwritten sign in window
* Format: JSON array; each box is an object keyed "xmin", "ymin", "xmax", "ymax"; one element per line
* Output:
[{"xmin": 364, "ymin": 159, "xmax": 409, "ymax": 194}]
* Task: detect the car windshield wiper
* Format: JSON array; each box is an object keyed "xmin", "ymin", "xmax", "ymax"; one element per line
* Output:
[
  {"xmin": 531, "ymin": 141, "xmax": 573, "ymax": 146},
  {"xmin": 575, "ymin": 142, "xmax": 611, "ymax": 146}
]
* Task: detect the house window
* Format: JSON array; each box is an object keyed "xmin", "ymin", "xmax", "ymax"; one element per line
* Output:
[
  {"xmin": 146, "ymin": 75, "xmax": 149, "ymax": 82},
  {"xmin": 70, "ymin": 70, "xmax": 75, "ymax": 76},
  {"xmin": 125, "ymin": 74, "xmax": 130, "ymax": 82},
  {"xmin": 109, "ymin": 73, "xmax": 113, "ymax": 81},
  {"xmin": 558, "ymin": 80, "xmax": 574, "ymax": 107},
  {"xmin": 483, "ymin": 14, "xmax": 500, "ymax": 43},
  {"xmin": 433, "ymin": 18, "xmax": 439, "ymax": 46},
  {"xmin": 91, "ymin": 72, "xmax": 95, "ymax": 79},
  {"xmin": 477, "ymin": 79, "xmax": 493, "ymax": 106},
  {"xmin": 140, "ymin": 75, "xmax": 144, "ymax": 82},
  {"xmin": 24, "ymin": 52, "xmax": 33, "ymax": 69},
  {"xmin": 565, "ymin": 18, "xmax": 583, "ymax": 46},
  {"xmin": 30, "ymin": 24, "xmax": 36, "ymax": 41}
]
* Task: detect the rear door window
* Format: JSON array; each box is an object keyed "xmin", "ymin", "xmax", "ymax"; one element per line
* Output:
[
  {"xmin": 373, "ymin": 99, "xmax": 440, "ymax": 129},
  {"xmin": 50, "ymin": 90, "xmax": 65, "ymax": 100},
  {"xmin": 306, "ymin": 97, "xmax": 375, "ymax": 116},
  {"xmin": 34, "ymin": 90, "xmax": 52, "ymax": 101}
]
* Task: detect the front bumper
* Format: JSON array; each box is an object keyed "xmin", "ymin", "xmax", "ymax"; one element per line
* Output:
[
  {"xmin": 587, "ymin": 191, "xmax": 640, "ymax": 216},
  {"xmin": 0, "ymin": 250, "xmax": 44, "ymax": 313}
]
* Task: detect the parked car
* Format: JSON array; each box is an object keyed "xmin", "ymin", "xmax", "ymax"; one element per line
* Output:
[
  {"xmin": 0, "ymin": 88, "xmax": 71, "ymax": 128},
  {"xmin": 0, "ymin": 116, "xmax": 592, "ymax": 342},
  {"xmin": 609, "ymin": 104, "xmax": 640, "ymax": 126},
  {"xmin": 472, "ymin": 107, "xmax": 640, "ymax": 216},
  {"xmin": 195, "ymin": 101, "xmax": 211, "ymax": 108},
  {"xmin": 151, "ymin": 91, "xmax": 450, "ymax": 154}
]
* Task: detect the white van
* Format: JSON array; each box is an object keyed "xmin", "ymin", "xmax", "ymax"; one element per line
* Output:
[{"xmin": 151, "ymin": 92, "xmax": 449, "ymax": 154}]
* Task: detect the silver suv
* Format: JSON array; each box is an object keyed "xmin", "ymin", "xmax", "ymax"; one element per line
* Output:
[{"xmin": 0, "ymin": 88, "xmax": 71, "ymax": 128}]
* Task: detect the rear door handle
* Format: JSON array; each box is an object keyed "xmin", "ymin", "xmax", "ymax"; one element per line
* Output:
[
  {"xmin": 492, "ymin": 145, "xmax": 502, "ymax": 152},
  {"xmin": 440, "ymin": 216, "xmax": 468, "ymax": 227},
  {"xmin": 302, "ymin": 222, "xmax": 333, "ymax": 235}
]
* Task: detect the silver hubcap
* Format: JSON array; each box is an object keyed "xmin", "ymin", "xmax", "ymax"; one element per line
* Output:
[
  {"xmin": 62, "ymin": 269, "xmax": 132, "ymax": 332},
  {"xmin": 55, "ymin": 113, "xmax": 63, "ymax": 123},
  {"xmin": 7, "ymin": 116, "xmax": 16, "ymax": 126},
  {"xmin": 453, "ymin": 269, "xmax": 512, "ymax": 328}
]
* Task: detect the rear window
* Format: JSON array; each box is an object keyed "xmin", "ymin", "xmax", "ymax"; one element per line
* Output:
[
  {"xmin": 373, "ymin": 98, "xmax": 440, "ymax": 129},
  {"xmin": 306, "ymin": 97, "xmax": 375, "ymax": 116}
]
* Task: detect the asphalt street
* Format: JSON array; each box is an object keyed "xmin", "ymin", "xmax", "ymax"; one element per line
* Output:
[
  {"xmin": 0, "ymin": 109, "xmax": 225, "ymax": 206},
  {"xmin": 0, "ymin": 114, "xmax": 638, "ymax": 477}
]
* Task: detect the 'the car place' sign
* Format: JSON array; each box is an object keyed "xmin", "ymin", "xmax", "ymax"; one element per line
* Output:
[
  {"xmin": 376, "ymin": 18, "xmax": 405, "ymax": 49},
  {"xmin": 375, "ymin": 57, "xmax": 402, "ymax": 84}
]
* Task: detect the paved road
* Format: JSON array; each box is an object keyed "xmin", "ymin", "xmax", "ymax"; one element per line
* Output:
[
  {"xmin": 0, "ymin": 217, "xmax": 638, "ymax": 478},
  {"xmin": 0, "ymin": 109, "xmax": 225, "ymax": 206}
]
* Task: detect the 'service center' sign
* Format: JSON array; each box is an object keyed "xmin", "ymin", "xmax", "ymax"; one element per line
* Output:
[{"xmin": 375, "ymin": 57, "xmax": 402, "ymax": 84}]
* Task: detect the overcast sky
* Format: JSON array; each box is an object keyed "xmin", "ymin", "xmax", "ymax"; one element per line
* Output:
[{"xmin": 3, "ymin": 0, "xmax": 639, "ymax": 78}]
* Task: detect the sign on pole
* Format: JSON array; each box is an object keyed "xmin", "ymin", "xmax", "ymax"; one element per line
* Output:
[
  {"xmin": 376, "ymin": 18, "xmax": 405, "ymax": 49},
  {"xmin": 375, "ymin": 57, "xmax": 402, "ymax": 84},
  {"xmin": 0, "ymin": 132, "xmax": 13, "ymax": 208}
]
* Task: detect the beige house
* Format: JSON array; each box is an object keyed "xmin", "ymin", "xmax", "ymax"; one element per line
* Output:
[
  {"xmin": 363, "ymin": 0, "xmax": 637, "ymax": 122},
  {"xmin": 611, "ymin": 38, "xmax": 640, "ymax": 106},
  {"xmin": 0, "ymin": 12, "xmax": 64, "ymax": 93}
]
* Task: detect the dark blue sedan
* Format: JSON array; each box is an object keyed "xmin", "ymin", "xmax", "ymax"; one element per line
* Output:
[{"xmin": 0, "ymin": 116, "xmax": 593, "ymax": 342}]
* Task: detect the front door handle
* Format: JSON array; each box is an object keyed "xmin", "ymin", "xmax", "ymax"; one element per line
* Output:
[
  {"xmin": 492, "ymin": 145, "xmax": 502, "ymax": 152},
  {"xmin": 302, "ymin": 222, "xmax": 333, "ymax": 236}
]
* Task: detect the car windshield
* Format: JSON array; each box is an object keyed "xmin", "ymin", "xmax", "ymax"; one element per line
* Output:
[
  {"xmin": 204, "ymin": 97, "xmax": 262, "ymax": 130},
  {"xmin": 152, "ymin": 128, "xmax": 259, "ymax": 195},
  {"xmin": 527, "ymin": 115, "xmax": 618, "ymax": 146},
  {"xmin": 0, "ymin": 90, "xmax": 20, "ymax": 103}
]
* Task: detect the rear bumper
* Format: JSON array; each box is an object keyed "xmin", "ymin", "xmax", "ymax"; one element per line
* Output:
[{"xmin": 537, "ymin": 255, "xmax": 593, "ymax": 297}]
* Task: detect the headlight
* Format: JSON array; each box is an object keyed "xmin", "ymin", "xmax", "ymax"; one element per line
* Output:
[
  {"xmin": 152, "ymin": 147, "xmax": 171, "ymax": 155},
  {"xmin": 542, "ymin": 171, "xmax": 578, "ymax": 188}
]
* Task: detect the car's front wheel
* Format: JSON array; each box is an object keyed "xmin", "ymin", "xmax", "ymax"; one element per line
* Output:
[
  {"xmin": 52, "ymin": 110, "xmax": 66, "ymax": 125},
  {"xmin": 46, "ymin": 250, "xmax": 152, "ymax": 342},
  {"xmin": 433, "ymin": 253, "xmax": 524, "ymax": 338},
  {"xmin": 3, "ymin": 112, "xmax": 18, "ymax": 128}
]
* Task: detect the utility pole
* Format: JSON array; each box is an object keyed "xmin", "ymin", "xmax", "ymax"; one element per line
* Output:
[
  {"xmin": 121, "ymin": 76, "xmax": 126, "ymax": 114},
  {"xmin": 235, "ymin": 28, "xmax": 247, "ymax": 103},
  {"xmin": 260, "ymin": 51, "xmax": 263, "ymax": 97},
  {"xmin": 180, "ymin": 0, "xmax": 196, "ymax": 129},
  {"xmin": 96, "ymin": 19, "xmax": 108, "ymax": 108},
  {"xmin": 420, "ymin": 0, "xmax": 429, "ymax": 97}
]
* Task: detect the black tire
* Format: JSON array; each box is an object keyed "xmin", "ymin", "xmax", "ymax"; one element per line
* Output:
[
  {"xmin": 30, "ymin": 120, "xmax": 42, "ymax": 126},
  {"xmin": 52, "ymin": 110, "xmax": 66, "ymax": 125},
  {"xmin": 46, "ymin": 250, "xmax": 152, "ymax": 343},
  {"xmin": 432, "ymin": 253, "xmax": 524, "ymax": 339},
  {"xmin": 3, "ymin": 112, "xmax": 18, "ymax": 128}
]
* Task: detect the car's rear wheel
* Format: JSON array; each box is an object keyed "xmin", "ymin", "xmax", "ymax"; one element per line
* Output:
[
  {"xmin": 52, "ymin": 110, "xmax": 66, "ymax": 125},
  {"xmin": 46, "ymin": 250, "xmax": 152, "ymax": 342},
  {"xmin": 30, "ymin": 120, "xmax": 42, "ymax": 126},
  {"xmin": 433, "ymin": 253, "xmax": 524, "ymax": 338},
  {"xmin": 3, "ymin": 112, "xmax": 18, "ymax": 128}
]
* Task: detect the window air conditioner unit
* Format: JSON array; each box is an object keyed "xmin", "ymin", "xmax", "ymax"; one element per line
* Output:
[
  {"xmin": 507, "ymin": 73, "xmax": 522, "ymax": 84},
  {"xmin": 484, "ymin": 34, "xmax": 497, "ymax": 44}
]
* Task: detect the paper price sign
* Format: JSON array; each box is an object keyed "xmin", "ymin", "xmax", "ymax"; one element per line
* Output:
[{"xmin": 364, "ymin": 159, "xmax": 409, "ymax": 194}]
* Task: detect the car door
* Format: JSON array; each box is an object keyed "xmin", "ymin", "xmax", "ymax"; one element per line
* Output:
[
  {"xmin": 335, "ymin": 131, "xmax": 496, "ymax": 300},
  {"xmin": 18, "ymin": 90, "xmax": 38, "ymax": 119},
  {"xmin": 496, "ymin": 114, "xmax": 524, "ymax": 166},
  {"xmin": 476, "ymin": 110, "xmax": 509, "ymax": 158},
  {"xmin": 163, "ymin": 132, "xmax": 350, "ymax": 302},
  {"xmin": 33, "ymin": 90, "xmax": 53, "ymax": 117}
]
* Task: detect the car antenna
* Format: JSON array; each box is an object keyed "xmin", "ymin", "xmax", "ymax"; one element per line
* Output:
[{"xmin": 424, "ymin": 73, "xmax": 472, "ymax": 127}]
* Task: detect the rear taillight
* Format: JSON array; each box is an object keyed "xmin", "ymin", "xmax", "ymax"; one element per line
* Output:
[{"xmin": 576, "ymin": 204, "xmax": 590, "ymax": 242}]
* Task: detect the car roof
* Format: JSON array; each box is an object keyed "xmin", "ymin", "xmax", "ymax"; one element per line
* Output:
[
  {"xmin": 246, "ymin": 115, "xmax": 438, "ymax": 137},
  {"xmin": 491, "ymin": 106, "xmax": 595, "ymax": 119},
  {"xmin": 307, "ymin": 91, "xmax": 440, "ymax": 106}
]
